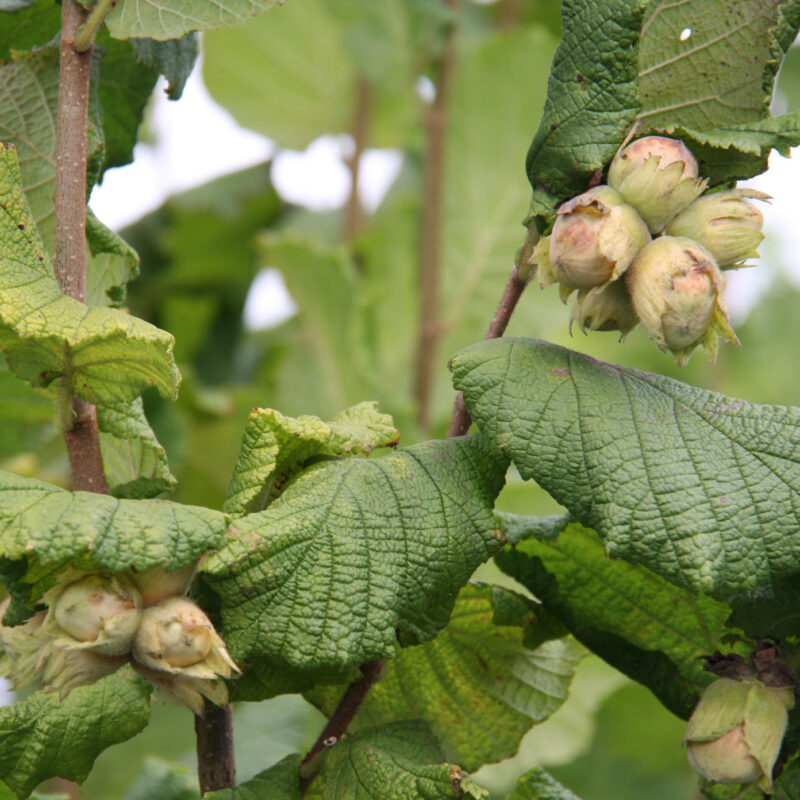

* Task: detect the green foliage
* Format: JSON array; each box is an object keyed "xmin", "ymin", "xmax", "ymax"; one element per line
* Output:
[
  {"xmin": 224, "ymin": 402, "xmax": 399, "ymax": 516},
  {"xmin": 206, "ymin": 754, "xmax": 300, "ymax": 800},
  {"xmin": 495, "ymin": 517, "xmax": 739, "ymax": 718},
  {"xmin": 0, "ymin": 469, "xmax": 225, "ymax": 617},
  {"xmin": 318, "ymin": 721, "xmax": 488, "ymax": 800},
  {"xmin": 201, "ymin": 435, "xmax": 507, "ymax": 669},
  {"xmin": 96, "ymin": 398, "xmax": 177, "ymax": 499},
  {"xmin": 525, "ymin": 0, "xmax": 648, "ymax": 221},
  {"xmin": 508, "ymin": 767, "xmax": 581, "ymax": 800},
  {"xmin": 118, "ymin": 758, "xmax": 199, "ymax": 800},
  {"xmin": 308, "ymin": 582, "xmax": 584, "ymax": 772},
  {"xmin": 89, "ymin": 0, "xmax": 286, "ymax": 41},
  {"xmin": 451, "ymin": 337, "xmax": 800, "ymax": 598},
  {"xmin": 527, "ymin": 0, "xmax": 800, "ymax": 224},
  {"xmin": 203, "ymin": 0, "xmax": 416, "ymax": 149},
  {"xmin": 0, "ymin": 147, "xmax": 180, "ymax": 404},
  {"xmin": 0, "ymin": 668, "xmax": 152, "ymax": 797}
]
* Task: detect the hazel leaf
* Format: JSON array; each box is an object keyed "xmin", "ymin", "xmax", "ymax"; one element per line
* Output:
[
  {"xmin": 96, "ymin": 0, "xmax": 287, "ymax": 40},
  {"xmin": 224, "ymin": 402, "xmax": 399, "ymax": 516},
  {"xmin": 205, "ymin": 754, "xmax": 300, "ymax": 800},
  {"xmin": 0, "ymin": 668, "xmax": 152, "ymax": 798},
  {"xmin": 508, "ymin": 767, "xmax": 582, "ymax": 800},
  {"xmin": 307, "ymin": 582, "xmax": 584, "ymax": 772},
  {"xmin": 319, "ymin": 721, "xmax": 488, "ymax": 800},
  {"xmin": 451, "ymin": 337, "xmax": 800, "ymax": 599},
  {"xmin": 96, "ymin": 398, "xmax": 177, "ymax": 499},
  {"xmin": 0, "ymin": 145, "xmax": 180, "ymax": 404},
  {"xmin": 495, "ymin": 515, "xmax": 738, "ymax": 718},
  {"xmin": 0, "ymin": 469, "xmax": 226, "ymax": 610},
  {"xmin": 201, "ymin": 435, "xmax": 508, "ymax": 670}
]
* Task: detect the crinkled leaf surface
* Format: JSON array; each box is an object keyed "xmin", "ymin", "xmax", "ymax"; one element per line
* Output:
[
  {"xmin": 0, "ymin": 469, "xmax": 225, "ymax": 611},
  {"xmin": 96, "ymin": 398, "xmax": 177, "ymax": 499},
  {"xmin": 526, "ymin": 0, "xmax": 800, "ymax": 222},
  {"xmin": 495, "ymin": 515, "xmax": 737, "ymax": 718},
  {"xmin": 525, "ymin": 0, "xmax": 648, "ymax": 221},
  {"xmin": 308, "ymin": 582, "xmax": 583, "ymax": 772},
  {"xmin": 636, "ymin": 1, "xmax": 800, "ymax": 180},
  {"xmin": 224, "ymin": 401, "xmax": 399, "ymax": 516},
  {"xmin": 0, "ymin": 668, "xmax": 152, "ymax": 798},
  {"xmin": 99, "ymin": 0, "xmax": 285, "ymax": 41},
  {"xmin": 130, "ymin": 34, "xmax": 198, "ymax": 100},
  {"xmin": 0, "ymin": 146, "xmax": 180, "ymax": 404},
  {"xmin": 320, "ymin": 721, "xmax": 488, "ymax": 800},
  {"xmin": 508, "ymin": 766, "xmax": 582, "ymax": 800},
  {"xmin": 201, "ymin": 435, "xmax": 507, "ymax": 670},
  {"xmin": 451, "ymin": 338, "xmax": 800, "ymax": 599},
  {"xmin": 206, "ymin": 754, "xmax": 300, "ymax": 800}
]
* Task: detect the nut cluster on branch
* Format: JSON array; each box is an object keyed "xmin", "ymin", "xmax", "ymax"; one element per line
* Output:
[
  {"xmin": 0, "ymin": 567, "xmax": 239, "ymax": 715},
  {"xmin": 531, "ymin": 136, "xmax": 769, "ymax": 365}
]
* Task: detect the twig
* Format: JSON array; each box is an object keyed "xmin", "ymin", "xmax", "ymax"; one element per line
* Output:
[
  {"xmin": 74, "ymin": 0, "xmax": 117, "ymax": 52},
  {"xmin": 344, "ymin": 77, "xmax": 372, "ymax": 242},
  {"xmin": 195, "ymin": 701, "xmax": 237, "ymax": 794},
  {"xmin": 55, "ymin": 1, "xmax": 109, "ymax": 493},
  {"xmin": 447, "ymin": 223, "xmax": 539, "ymax": 438},
  {"xmin": 298, "ymin": 660, "xmax": 384, "ymax": 796},
  {"xmin": 413, "ymin": 0, "xmax": 460, "ymax": 433}
]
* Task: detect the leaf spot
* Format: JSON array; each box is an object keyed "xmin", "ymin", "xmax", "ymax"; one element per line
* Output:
[{"xmin": 548, "ymin": 367, "xmax": 571, "ymax": 378}]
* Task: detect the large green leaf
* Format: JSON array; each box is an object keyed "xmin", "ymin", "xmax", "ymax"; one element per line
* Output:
[
  {"xmin": 224, "ymin": 402, "xmax": 399, "ymax": 516},
  {"xmin": 93, "ymin": 0, "xmax": 285, "ymax": 40},
  {"xmin": 96, "ymin": 398, "xmax": 177, "ymax": 499},
  {"xmin": 508, "ymin": 767, "xmax": 581, "ymax": 800},
  {"xmin": 526, "ymin": 0, "xmax": 800, "ymax": 222},
  {"xmin": 495, "ymin": 516, "xmax": 737, "ymax": 718},
  {"xmin": 0, "ymin": 146, "xmax": 180, "ymax": 404},
  {"xmin": 202, "ymin": 0, "xmax": 414, "ymax": 149},
  {"xmin": 308, "ymin": 582, "xmax": 583, "ymax": 772},
  {"xmin": 525, "ymin": 0, "xmax": 648, "ymax": 220},
  {"xmin": 636, "ymin": 1, "xmax": 800, "ymax": 180},
  {"xmin": 0, "ymin": 469, "xmax": 225, "ymax": 612},
  {"xmin": 0, "ymin": 668, "xmax": 152, "ymax": 798},
  {"xmin": 206, "ymin": 754, "xmax": 300, "ymax": 800},
  {"xmin": 319, "ymin": 721, "xmax": 488, "ymax": 800},
  {"xmin": 201, "ymin": 435, "xmax": 507, "ymax": 670},
  {"xmin": 451, "ymin": 338, "xmax": 800, "ymax": 599}
]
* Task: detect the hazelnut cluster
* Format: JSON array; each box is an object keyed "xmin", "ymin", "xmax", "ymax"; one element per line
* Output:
[
  {"xmin": 532, "ymin": 136, "xmax": 769, "ymax": 365},
  {"xmin": 0, "ymin": 566, "xmax": 239, "ymax": 715}
]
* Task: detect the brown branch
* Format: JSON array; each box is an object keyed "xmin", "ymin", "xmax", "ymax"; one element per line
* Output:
[
  {"xmin": 344, "ymin": 77, "xmax": 372, "ymax": 243},
  {"xmin": 298, "ymin": 659, "xmax": 384, "ymax": 796},
  {"xmin": 195, "ymin": 701, "xmax": 237, "ymax": 794},
  {"xmin": 54, "ymin": 0, "xmax": 108, "ymax": 494},
  {"xmin": 447, "ymin": 223, "xmax": 539, "ymax": 438},
  {"xmin": 412, "ymin": 0, "xmax": 460, "ymax": 434}
]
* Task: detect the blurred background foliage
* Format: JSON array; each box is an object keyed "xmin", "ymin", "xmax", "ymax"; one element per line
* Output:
[{"xmin": 2, "ymin": 0, "xmax": 800, "ymax": 797}]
